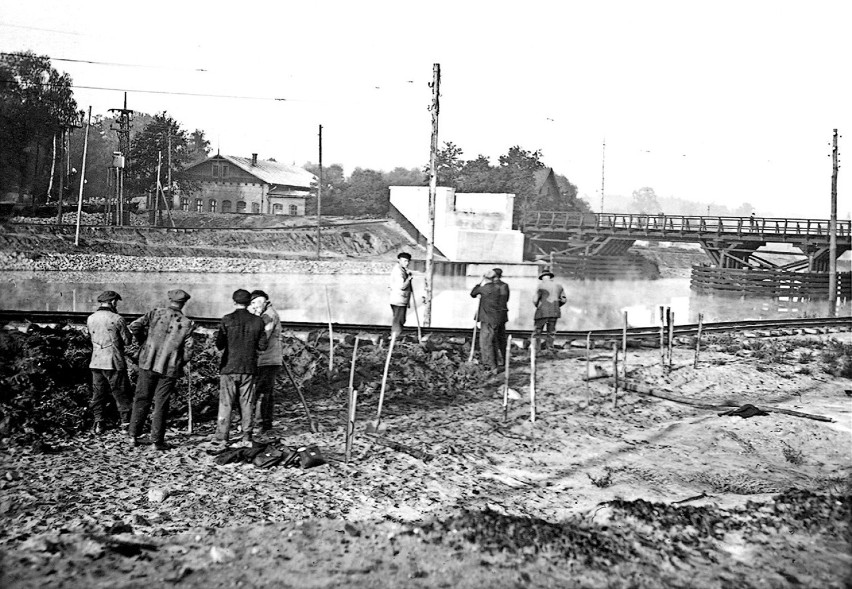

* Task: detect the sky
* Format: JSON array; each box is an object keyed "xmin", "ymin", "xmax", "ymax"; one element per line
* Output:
[{"xmin": 1, "ymin": 0, "xmax": 851, "ymax": 219}]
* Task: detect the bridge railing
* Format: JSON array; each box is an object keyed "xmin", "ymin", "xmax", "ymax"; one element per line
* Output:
[{"xmin": 525, "ymin": 212, "xmax": 852, "ymax": 238}]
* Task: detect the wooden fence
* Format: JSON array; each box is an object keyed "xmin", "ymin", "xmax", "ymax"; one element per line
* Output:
[{"xmin": 691, "ymin": 266, "xmax": 851, "ymax": 299}]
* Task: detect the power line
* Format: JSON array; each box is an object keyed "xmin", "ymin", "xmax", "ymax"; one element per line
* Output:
[
  {"xmin": 0, "ymin": 79, "xmax": 295, "ymax": 101},
  {"xmin": 0, "ymin": 22, "xmax": 83, "ymax": 36},
  {"xmin": 0, "ymin": 51, "xmax": 207, "ymax": 72}
]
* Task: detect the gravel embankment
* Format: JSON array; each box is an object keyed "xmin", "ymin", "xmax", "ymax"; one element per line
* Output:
[{"xmin": 0, "ymin": 251, "xmax": 394, "ymax": 274}]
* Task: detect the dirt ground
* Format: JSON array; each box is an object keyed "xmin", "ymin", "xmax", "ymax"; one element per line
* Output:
[{"xmin": 1, "ymin": 333, "xmax": 850, "ymax": 588}]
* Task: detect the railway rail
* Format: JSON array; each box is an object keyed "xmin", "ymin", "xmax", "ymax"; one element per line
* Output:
[{"xmin": 1, "ymin": 310, "xmax": 848, "ymax": 342}]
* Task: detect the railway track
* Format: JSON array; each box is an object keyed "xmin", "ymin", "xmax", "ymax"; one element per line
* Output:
[{"xmin": 1, "ymin": 310, "xmax": 848, "ymax": 341}]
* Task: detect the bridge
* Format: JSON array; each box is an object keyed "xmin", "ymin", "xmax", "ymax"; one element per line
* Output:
[{"xmin": 524, "ymin": 212, "xmax": 851, "ymax": 272}]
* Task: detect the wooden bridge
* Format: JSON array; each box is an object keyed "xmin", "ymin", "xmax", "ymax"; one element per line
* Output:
[{"xmin": 524, "ymin": 212, "xmax": 851, "ymax": 272}]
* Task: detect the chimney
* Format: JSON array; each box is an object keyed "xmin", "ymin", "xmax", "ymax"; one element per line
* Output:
[{"xmin": 251, "ymin": 153, "xmax": 258, "ymax": 166}]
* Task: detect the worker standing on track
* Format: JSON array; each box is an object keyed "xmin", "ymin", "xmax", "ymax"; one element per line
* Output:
[
  {"xmin": 532, "ymin": 268, "xmax": 566, "ymax": 352},
  {"xmin": 470, "ymin": 268, "xmax": 510, "ymax": 369},
  {"xmin": 389, "ymin": 252, "xmax": 413, "ymax": 338}
]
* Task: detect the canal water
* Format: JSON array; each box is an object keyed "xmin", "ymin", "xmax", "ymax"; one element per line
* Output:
[{"xmin": 1, "ymin": 271, "xmax": 846, "ymax": 331}]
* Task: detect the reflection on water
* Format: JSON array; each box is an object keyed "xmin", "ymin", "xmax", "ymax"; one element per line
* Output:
[{"xmin": 1, "ymin": 271, "xmax": 848, "ymax": 331}]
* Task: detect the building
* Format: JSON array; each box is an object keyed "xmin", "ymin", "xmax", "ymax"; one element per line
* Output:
[
  {"xmin": 389, "ymin": 186, "xmax": 525, "ymax": 262},
  {"xmin": 181, "ymin": 154, "xmax": 316, "ymax": 215},
  {"xmin": 533, "ymin": 167, "xmax": 561, "ymax": 203}
]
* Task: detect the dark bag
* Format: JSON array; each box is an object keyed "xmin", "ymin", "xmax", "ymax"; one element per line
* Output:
[
  {"xmin": 214, "ymin": 448, "xmax": 250, "ymax": 465},
  {"xmin": 253, "ymin": 447, "xmax": 285, "ymax": 469},
  {"xmin": 297, "ymin": 445, "xmax": 326, "ymax": 469},
  {"xmin": 280, "ymin": 447, "xmax": 301, "ymax": 468}
]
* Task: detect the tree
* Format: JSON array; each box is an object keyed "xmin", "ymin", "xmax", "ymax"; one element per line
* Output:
[
  {"xmin": 385, "ymin": 167, "xmax": 425, "ymax": 187},
  {"xmin": 126, "ymin": 112, "xmax": 197, "ymax": 196},
  {"xmin": 0, "ymin": 51, "xmax": 79, "ymax": 203},
  {"xmin": 339, "ymin": 168, "xmax": 388, "ymax": 216},
  {"xmin": 631, "ymin": 187, "xmax": 662, "ymax": 214},
  {"xmin": 304, "ymin": 162, "xmax": 347, "ymax": 215},
  {"xmin": 428, "ymin": 141, "xmax": 465, "ymax": 188},
  {"xmin": 496, "ymin": 146, "xmax": 545, "ymax": 221},
  {"xmin": 188, "ymin": 129, "xmax": 211, "ymax": 160}
]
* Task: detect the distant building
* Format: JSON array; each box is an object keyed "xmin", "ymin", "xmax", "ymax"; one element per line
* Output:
[
  {"xmin": 181, "ymin": 154, "xmax": 316, "ymax": 215},
  {"xmin": 532, "ymin": 167, "xmax": 561, "ymax": 202}
]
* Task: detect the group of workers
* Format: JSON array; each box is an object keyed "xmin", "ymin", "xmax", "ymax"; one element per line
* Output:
[
  {"xmin": 85, "ymin": 252, "xmax": 565, "ymax": 447},
  {"xmin": 86, "ymin": 288, "xmax": 281, "ymax": 450},
  {"xmin": 388, "ymin": 251, "xmax": 567, "ymax": 369}
]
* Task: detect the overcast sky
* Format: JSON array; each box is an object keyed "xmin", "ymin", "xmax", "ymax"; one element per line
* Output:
[{"xmin": 1, "ymin": 0, "xmax": 850, "ymax": 218}]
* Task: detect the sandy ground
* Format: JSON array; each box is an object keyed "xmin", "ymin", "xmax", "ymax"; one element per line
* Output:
[{"xmin": 1, "ymin": 335, "xmax": 850, "ymax": 588}]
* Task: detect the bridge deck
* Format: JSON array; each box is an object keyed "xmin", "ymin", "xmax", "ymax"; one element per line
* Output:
[{"xmin": 525, "ymin": 212, "xmax": 852, "ymax": 245}]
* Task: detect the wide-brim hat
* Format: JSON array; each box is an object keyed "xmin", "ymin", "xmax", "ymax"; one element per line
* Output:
[
  {"xmin": 97, "ymin": 290, "xmax": 121, "ymax": 303},
  {"xmin": 538, "ymin": 270, "xmax": 555, "ymax": 280}
]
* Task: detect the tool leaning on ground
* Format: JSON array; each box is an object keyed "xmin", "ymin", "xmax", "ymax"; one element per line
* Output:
[
  {"xmin": 365, "ymin": 332, "xmax": 396, "ymax": 434},
  {"xmin": 282, "ymin": 363, "xmax": 319, "ymax": 433}
]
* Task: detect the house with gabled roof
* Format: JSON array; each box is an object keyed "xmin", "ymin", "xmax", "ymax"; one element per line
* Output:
[{"xmin": 181, "ymin": 153, "xmax": 316, "ymax": 215}]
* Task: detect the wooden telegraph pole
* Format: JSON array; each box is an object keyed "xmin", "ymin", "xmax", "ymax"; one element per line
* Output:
[
  {"xmin": 74, "ymin": 107, "xmax": 92, "ymax": 247},
  {"xmin": 828, "ymin": 129, "xmax": 839, "ymax": 315},
  {"xmin": 600, "ymin": 139, "xmax": 606, "ymax": 213},
  {"xmin": 424, "ymin": 63, "xmax": 441, "ymax": 327},
  {"xmin": 317, "ymin": 124, "xmax": 323, "ymax": 260}
]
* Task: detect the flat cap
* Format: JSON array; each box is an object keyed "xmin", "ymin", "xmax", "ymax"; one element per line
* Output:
[
  {"xmin": 397, "ymin": 252, "xmax": 412, "ymax": 260},
  {"xmin": 167, "ymin": 289, "xmax": 191, "ymax": 303},
  {"xmin": 250, "ymin": 289, "xmax": 269, "ymax": 301},
  {"xmin": 492, "ymin": 268, "xmax": 503, "ymax": 277},
  {"xmin": 233, "ymin": 289, "xmax": 252, "ymax": 305},
  {"xmin": 97, "ymin": 290, "xmax": 121, "ymax": 303}
]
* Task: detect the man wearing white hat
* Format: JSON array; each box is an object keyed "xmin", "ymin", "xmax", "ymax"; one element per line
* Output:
[{"xmin": 532, "ymin": 269, "xmax": 566, "ymax": 351}]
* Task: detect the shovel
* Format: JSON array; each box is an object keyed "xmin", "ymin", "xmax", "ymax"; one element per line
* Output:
[
  {"xmin": 282, "ymin": 363, "xmax": 318, "ymax": 434},
  {"xmin": 366, "ymin": 332, "xmax": 396, "ymax": 434},
  {"xmin": 410, "ymin": 287, "xmax": 422, "ymax": 342}
]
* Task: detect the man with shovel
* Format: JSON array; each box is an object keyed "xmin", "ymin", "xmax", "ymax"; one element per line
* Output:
[
  {"xmin": 388, "ymin": 251, "xmax": 413, "ymax": 338},
  {"xmin": 470, "ymin": 268, "xmax": 510, "ymax": 369}
]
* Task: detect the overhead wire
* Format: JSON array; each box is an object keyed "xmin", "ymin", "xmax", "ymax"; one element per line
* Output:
[{"xmin": 0, "ymin": 51, "xmax": 207, "ymax": 72}]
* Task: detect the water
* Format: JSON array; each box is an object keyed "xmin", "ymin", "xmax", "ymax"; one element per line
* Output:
[{"xmin": 2, "ymin": 271, "xmax": 846, "ymax": 330}]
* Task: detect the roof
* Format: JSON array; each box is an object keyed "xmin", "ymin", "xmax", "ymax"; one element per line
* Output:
[
  {"xmin": 533, "ymin": 167, "xmax": 554, "ymax": 191},
  {"xmin": 189, "ymin": 155, "xmax": 317, "ymax": 188}
]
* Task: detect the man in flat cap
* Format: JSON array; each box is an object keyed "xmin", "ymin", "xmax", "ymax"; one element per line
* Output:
[
  {"xmin": 213, "ymin": 289, "xmax": 268, "ymax": 446},
  {"xmin": 248, "ymin": 289, "xmax": 282, "ymax": 434},
  {"xmin": 127, "ymin": 289, "xmax": 195, "ymax": 451},
  {"xmin": 532, "ymin": 268, "xmax": 566, "ymax": 352},
  {"xmin": 388, "ymin": 251, "xmax": 413, "ymax": 338},
  {"xmin": 470, "ymin": 268, "xmax": 510, "ymax": 369},
  {"xmin": 86, "ymin": 290, "xmax": 133, "ymax": 434}
]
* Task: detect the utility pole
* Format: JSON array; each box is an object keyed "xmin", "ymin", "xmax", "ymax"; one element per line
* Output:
[
  {"xmin": 828, "ymin": 129, "xmax": 839, "ymax": 315},
  {"xmin": 74, "ymin": 107, "xmax": 92, "ymax": 247},
  {"xmin": 600, "ymin": 139, "xmax": 606, "ymax": 213},
  {"xmin": 167, "ymin": 132, "xmax": 172, "ymax": 215},
  {"xmin": 425, "ymin": 63, "xmax": 441, "ymax": 327},
  {"xmin": 109, "ymin": 92, "xmax": 133, "ymax": 226},
  {"xmin": 316, "ymin": 124, "xmax": 322, "ymax": 260},
  {"xmin": 57, "ymin": 112, "xmax": 84, "ymax": 223}
]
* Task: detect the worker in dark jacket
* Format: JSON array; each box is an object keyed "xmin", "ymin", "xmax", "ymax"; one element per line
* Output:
[
  {"xmin": 470, "ymin": 268, "xmax": 510, "ymax": 369},
  {"xmin": 533, "ymin": 269, "xmax": 566, "ymax": 351},
  {"xmin": 214, "ymin": 289, "xmax": 268, "ymax": 446},
  {"xmin": 127, "ymin": 289, "xmax": 195, "ymax": 450},
  {"xmin": 87, "ymin": 290, "xmax": 133, "ymax": 434}
]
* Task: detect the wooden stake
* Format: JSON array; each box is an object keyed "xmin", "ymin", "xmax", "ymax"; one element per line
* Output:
[
  {"xmin": 659, "ymin": 306, "xmax": 665, "ymax": 369},
  {"xmin": 370, "ymin": 333, "xmax": 397, "ymax": 433},
  {"xmin": 668, "ymin": 311, "xmax": 675, "ymax": 369},
  {"xmin": 73, "ymin": 106, "xmax": 92, "ymax": 247},
  {"xmin": 411, "ymin": 287, "xmax": 422, "ymax": 342},
  {"xmin": 345, "ymin": 336, "xmax": 360, "ymax": 463},
  {"xmin": 621, "ymin": 311, "xmax": 628, "ymax": 379},
  {"xmin": 186, "ymin": 361, "xmax": 194, "ymax": 434},
  {"xmin": 468, "ymin": 321, "xmax": 478, "ymax": 363},
  {"xmin": 585, "ymin": 332, "xmax": 591, "ymax": 395},
  {"xmin": 324, "ymin": 285, "xmax": 334, "ymax": 378},
  {"xmin": 282, "ymin": 363, "xmax": 318, "ymax": 433},
  {"xmin": 502, "ymin": 334, "xmax": 512, "ymax": 422},
  {"xmin": 612, "ymin": 342, "xmax": 618, "ymax": 407},
  {"xmin": 694, "ymin": 313, "xmax": 704, "ymax": 368},
  {"xmin": 529, "ymin": 336, "xmax": 537, "ymax": 423}
]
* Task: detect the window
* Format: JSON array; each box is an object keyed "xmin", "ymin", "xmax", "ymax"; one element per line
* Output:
[
  {"xmin": 273, "ymin": 203, "xmax": 283, "ymax": 214},
  {"xmin": 289, "ymin": 204, "xmax": 298, "ymax": 216},
  {"xmin": 222, "ymin": 200, "xmax": 232, "ymax": 213},
  {"xmin": 212, "ymin": 163, "xmax": 219, "ymax": 178},
  {"xmin": 180, "ymin": 198, "xmax": 189, "ymax": 211},
  {"xmin": 221, "ymin": 164, "xmax": 229, "ymax": 178},
  {"xmin": 252, "ymin": 203, "xmax": 260, "ymax": 214},
  {"xmin": 209, "ymin": 199, "xmax": 217, "ymax": 213},
  {"xmin": 195, "ymin": 199, "xmax": 203, "ymax": 212},
  {"xmin": 237, "ymin": 201, "xmax": 247, "ymax": 213}
]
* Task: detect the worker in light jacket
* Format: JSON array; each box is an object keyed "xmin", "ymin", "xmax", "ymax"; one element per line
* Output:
[
  {"xmin": 532, "ymin": 269, "xmax": 566, "ymax": 351},
  {"xmin": 388, "ymin": 251, "xmax": 413, "ymax": 338}
]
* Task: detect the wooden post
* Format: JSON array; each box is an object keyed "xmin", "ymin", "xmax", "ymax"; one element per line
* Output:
[
  {"xmin": 424, "ymin": 63, "xmax": 440, "ymax": 327},
  {"xmin": 829, "ymin": 128, "xmax": 838, "ymax": 316},
  {"xmin": 694, "ymin": 313, "xmax": 704, "ymax": 368},
  {"xmin": 468, "ymin": 321, "xmax": 478, "ymax": 363},
  {"xmin": 612, "ymin": 343, "xmax": 618, "ymax": 407},
  {"xmin": 668, "ymin": 311, "xmax": 675, "ymax": 369},
  {"xmin": 316, "ymin": 124, "xmax": 323, "ymax": 260},
  {"xmin": 345, "ymin": 336, "xmax": 360, "ymax": 463},
  {"xmin": 46, "ymin": 134, "xmax": 56, "ymax": 204},
  {"xmin": 186, "ymin": 361, "xmax": 194, "ymax": 434},
  {"xmin": 154, "ymin": 150, "xmax": 162, "ymax": 226},
  {"xmin": 502, "ymin": 335, "xmax": 512, "ymax": 422},
  {"xmin": 411, "ymin": 287, "xmax": 422, "ymax": 342},
  {"xmin": 585, "ymin": 332, "xmax": 591, "ymax": 395},
  {"xmin": 621, "ymin": 311, "xmax": 628, "ymax": 379},
  {"xmin": 73, "ymin": 106, "xmax": 92, "ymax": 247},
  {"xmin": 659, "ymin": 306, "xmax": 665, "ymax": 369},
  {"xmin": 371, "ymin": 333, "xmax": 397, "ymax": 432},
  {"xmin": 324, "ymin": 285, "xmax": 334, "ymax": 378},
  {"xmin": 529, "ymin": 336, "xmax": 537, "ymax": 423}
]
